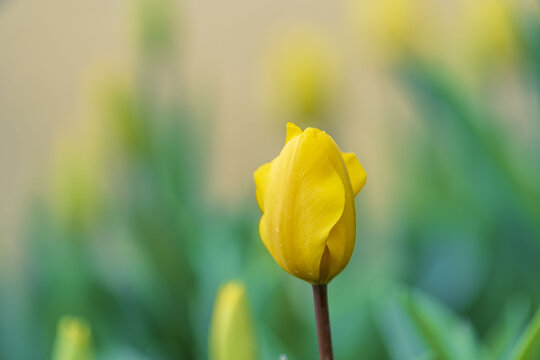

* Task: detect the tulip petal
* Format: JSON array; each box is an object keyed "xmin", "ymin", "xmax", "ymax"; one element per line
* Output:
[
  {"xmin": 285, "ymin": 122, "xmax": 303, "ymax": 143},
  {"xmin": 254, "ymin": 162, "xmax": 272, "ymax": 212},
  {"xmin": 323, "ymin": 201, "xmax": 356, "ymax": 282},
  {"xmin": 260, "ymin": 128, "xmax": 346, "ymax": 283},
  {"xmin": 314, "ymin": 133, "xmax": 357, "ymax": 282},
  {"xmin": 342, "ymin": 152, "xmax": 366, "ymax": 197}
]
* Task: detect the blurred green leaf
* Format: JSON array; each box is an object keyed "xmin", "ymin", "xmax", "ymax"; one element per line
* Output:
[
  {"xmin": 376, "ymin": 290, "xmax": 427, "ymax": 360},
  {"xmin": 402, "ymin": 290, "xmax": 481, "ymax": 360},
  {"xmin": 399, "ymin": 61, "xmax": 540, "ymax": 229},
  {"xmin": 509, "ymin": 307, "xmax": 540, "ymax": 360},
  {"xmin": 484, "ymin": 296, "xmax": 530, "ymax": 359}
]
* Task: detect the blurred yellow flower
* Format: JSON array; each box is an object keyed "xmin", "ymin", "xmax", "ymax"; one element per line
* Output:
[
  {"xmin": 460, "ymin": 0, "xmax": 519, "ymax": 66},
  {"xmin": 50, "ymin": 124, "xmax": 104, "ymax": 231},
  {"xmin": 51, "ymin": 316, "xmax": 93, "ymax": 360},
  {"xmin": 135, "ymin": 0, "xmax": 178, "ymax": 54},
  {"xmin": 254, "ymin": 123, "xmax": 366, "ymax": 284},
  {"xmin": 351, "ymin": 0, "xmax": 432, "ymax": 60},
  {"xmin": 263, "ymin": 27, "xmax": 338, "ymax": 123},
  {"xmin": 209, "ymin": 281, "xmax": 257, "ymax": 360}
]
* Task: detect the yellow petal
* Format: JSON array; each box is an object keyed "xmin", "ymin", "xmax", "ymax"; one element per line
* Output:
[
  {"xmin": 285, "ymin": 122, "xmax": 303, "ymax": 143},
  {"xmin": 342, "ymin": 152, "xmax": 367, "ymax": 197},
  {"xmin": 322, "ymin": 195, "xmax": 356, "ymax": 282},
  {"xmin": 315, "ymin": 133, "xmax": 357, "ymax": 282},
  {"xmin": 254, "ymin": 162, "xmax": 272, "ymax": 212},
  {"xmin": 260, "ymin": 128, "xmax": 346, "ymax": 283}
]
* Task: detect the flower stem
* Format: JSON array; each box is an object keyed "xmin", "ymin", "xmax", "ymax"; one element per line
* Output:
[{"xmin": 312, "ymin": 284, "xmax": 334, "ymax": 360}]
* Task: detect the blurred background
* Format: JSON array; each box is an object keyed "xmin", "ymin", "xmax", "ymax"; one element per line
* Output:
[{"xmin": 1, "ymin": 0, "xmax": 540, "ymax": 359}]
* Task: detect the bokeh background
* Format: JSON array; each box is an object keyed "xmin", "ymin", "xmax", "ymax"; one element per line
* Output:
[{"xmin": 1, "ymin": 0, "xmax": 540, "ymax": 359}]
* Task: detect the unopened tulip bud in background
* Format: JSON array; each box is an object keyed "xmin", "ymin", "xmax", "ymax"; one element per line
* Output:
[
  {"xmin": 350, "ymin": 0, "xmax": 433, "ymax": 62},
  {"xmin": 49, "ymin": 125, "xmax": 104, "ymax": 232},
  {"xmin": 460, "ymin": 0, "xmax": 519, "ymax": 67},
  {"xmin": 262, "ymin": 27, "xmax": 339, "ymax": 125},
  {"xmin": 51, "ymin": 316, "xmax": 93, "ymax": 360},
  {"xmin": 209, "ymin": 281, "xmax": 257, "ymax": 360}
]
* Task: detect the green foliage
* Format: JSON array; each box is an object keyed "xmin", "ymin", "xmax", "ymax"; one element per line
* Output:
[
  {"xmin": 391, "ymin": 10, "xmax": 540, "ymax": 346},
  {"xmin": 484, "ymin": 297, "xmax": 530, "ymax": 359},
  {"xmin": 509, "ymin": 308, "xmax": 540, "ymax": 360},
  {"xmin": 402, "ymin": 291, "xmax": 479, "ymax": 360},
  {"xmin": 378, "ymin": 288, "xmax": 540, "ymax": 360},
  {"xmin": 377, "ymin": 288, "xmax": 480, "ymax": 360}
]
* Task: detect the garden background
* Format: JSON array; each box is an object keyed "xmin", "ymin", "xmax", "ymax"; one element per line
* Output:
[{"xmin": 1, "ymin": 0, "xmax": 540, "ymax": 359}]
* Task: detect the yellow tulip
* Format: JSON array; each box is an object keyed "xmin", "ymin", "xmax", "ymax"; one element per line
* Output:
[
  {"xmin": 209, "ymin": 281, "xmax": 257, "ymax": 360},
  {"xmin": 254, "ymin": 123, "xmax": 366, "ymax": 284},
  {"xmin": 50, "ymin": 124, "xmax": 104, "ymax": 231},
  {"xmin": 51, "ymin": 316, "xmax": 93, "ymax": 360},
  {"xmin": 460, "ymin": 0, "xmax": 519, "ymax": 66},
  {"xmin": 351, "ymin": 0, "xmax": 433, "ymax": 61},
  {"xmin": 262, "ymin": 27, "xmax": 338, "ymax": 123},
  {"xmin": 136, "ymin": 0, "xmax": 178, "ymax": 54}
]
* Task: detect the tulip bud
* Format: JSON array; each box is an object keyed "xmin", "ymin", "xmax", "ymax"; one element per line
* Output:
[
  {"xmin": 51, "ymin": 316, "xmax": 93, "ymax": 360},
  {"xmin": 351, "ymin": 0, "xmax": 432, "ymax": 61},
  {"xmin": 262, "ymin": 27, "xmax": 338, "ymax": 123},
  {"xmin": 460, "ymin": 0, "xmax": 519, "ymax": 67},
  {"xmin": 136, "ymin": 0, "xmax": 178, "ymax": 55},
  {"xmin": 254, "ymin": 123, "xmax": 366, "ymax": 284},
  {"xmin": 209, "ymin": 281, "xmax": 257, "ymax": 360},
  {"xmin": 49, "ymin": 125, "xmax": 104, "ymax": 232}
]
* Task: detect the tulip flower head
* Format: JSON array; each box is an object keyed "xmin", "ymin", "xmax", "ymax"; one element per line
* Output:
[{"xmin": 254, "ymin": 123, "xmax": 366, "ymax": 284}]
